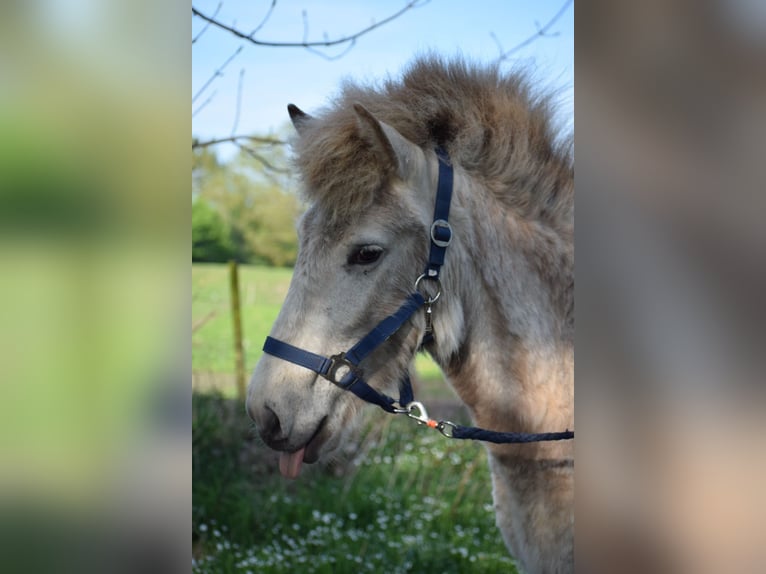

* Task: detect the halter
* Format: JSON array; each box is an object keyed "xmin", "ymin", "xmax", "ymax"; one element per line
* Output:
[{"xmin": 263, "ymin": 147, "xmax": 574, "ymax": 444}]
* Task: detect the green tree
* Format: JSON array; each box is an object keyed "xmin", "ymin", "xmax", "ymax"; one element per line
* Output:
[
  {"xmin": 192, "ymin": 142, "xmax": 303, "ymax": 266},
  {"xmin": 238, "ymin": 181, "xmax": 302, "ymax": 266},
  {"xmin": 192, "ymin": 198, "xmax": 233, "ymax": 262},
  {"xmin": 192, "ymin": 145, "xmax": 221, "ymax": 200}
]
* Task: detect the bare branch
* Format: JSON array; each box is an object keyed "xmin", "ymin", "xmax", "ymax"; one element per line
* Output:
[
  {"xmin": 192, "ymin": 45, "xmax": 243, "ymax": 104},
  {"xmin": 297, "ymin": 7, "xmax": 358, "ymax": 60},
  {"xmin": 249, "ymin": 0, "xmax": 277, "ymax": 37},
  {"xmin": 301, "ymin": 9, "xmax": 309, "ymax": 44},
  {"xmin": 192, "ymin": 90, "xmax": 217, "ymax": 118},
  {"xmin": 305, "ymin": 39, "xmax": 357, "ymax": 61},
  {"xmin": 192, "ymin": 0, "xmax": 222, "ymax": 44},
  {"xmin": 193, "ymin": 135, "xmax": 290, "ymax": 176},
  {"xmin": 489, "ymin": 31, "xmax": 504, "ymax": 56},
  {"xmin": 230, "ymin": 68, "xmax": 245, "ymax": 136},
  {"xmin": 191, "ymin": 1, "xmax": 427, "ymax": 51},
  {"xmin": 193, "ymin": 135, "xmax": 287, "ymax": 149},
  {"xmin": 493, "ymin": 0, "xmax": 572, "ymax": 61},
  {"xmin": 192, "ymin": 1, "xmax": 427, "ymax": 150},
  {"xmin": 237, "ymin": 145, "xmax": 291, "ymax": 175}
]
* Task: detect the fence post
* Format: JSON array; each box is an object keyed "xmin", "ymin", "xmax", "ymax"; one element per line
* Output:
[{"xmin": 228, "ymin": 260, "xmax": 246, "ymax": 402}]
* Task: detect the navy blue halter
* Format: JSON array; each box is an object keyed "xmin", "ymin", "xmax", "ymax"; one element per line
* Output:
[
  {"xmin": 263, "ymin": 292, "xmax": 424, "ymax": 413},
  {"xmin": 262, "ymin": 147, "xmax": 453, "ymax": 413},
  {"xmin": 261, "ymin": 147, "xmax": 574, "ymax": 444}
]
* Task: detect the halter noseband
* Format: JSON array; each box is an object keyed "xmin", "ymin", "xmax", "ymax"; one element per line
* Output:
[{"xmin": 262, "ymin": 147, "xmax": 574, "ymax": 444}]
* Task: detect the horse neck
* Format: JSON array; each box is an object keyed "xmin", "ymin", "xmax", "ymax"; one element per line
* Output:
[{"xmin": 430, "ymin": 173, "xmax": 574, "ymax": 442}]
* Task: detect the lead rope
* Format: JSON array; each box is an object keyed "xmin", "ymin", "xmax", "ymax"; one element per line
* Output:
[{"xmin": 400, "ymin": 401, "xmax": 574, "ymax": 443}]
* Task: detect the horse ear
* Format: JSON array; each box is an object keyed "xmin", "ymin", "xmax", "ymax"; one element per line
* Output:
[
  {"xmin": 287, "ymin": 104, "xmax": 312, "ymax": 134},
  {"xmin": 353, "ymin": 103, "xmax": 418, "ymax": 180}
]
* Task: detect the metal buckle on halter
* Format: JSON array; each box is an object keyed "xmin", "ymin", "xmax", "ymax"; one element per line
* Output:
[
  {"xmin": 430, "ymin": 219, "xmax": 452, "ymax": 248},
  {"xmin": 325, "ymin": 352, "xmax": 362, "ymax": 389}
]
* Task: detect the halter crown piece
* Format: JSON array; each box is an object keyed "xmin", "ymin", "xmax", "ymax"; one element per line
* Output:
[{"xmin": 263, "ymin": 147, "xmax": 574, "ymax": 444}]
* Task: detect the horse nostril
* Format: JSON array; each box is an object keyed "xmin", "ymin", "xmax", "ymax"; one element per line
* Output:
[{"xmin": 259, "ymin": 404, "xmax": 284, "ymax": 444}]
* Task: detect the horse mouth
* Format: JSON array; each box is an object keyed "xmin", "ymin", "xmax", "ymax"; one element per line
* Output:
[
  {"xmin": 303, "ymin": 416, "xmax": 328, "ymax": 463},
  {"xmin": 277, "ymin": 416, "xmax": 327, "ymax": 479}
]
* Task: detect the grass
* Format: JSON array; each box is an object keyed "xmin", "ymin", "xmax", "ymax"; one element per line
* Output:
[
  {"xmin": 192, "ymin": 392, "xmax": 517, "ymax": 573},
  {"xmin": 192, "ymin": 263, "xmax": 294, "ymax": 375}
]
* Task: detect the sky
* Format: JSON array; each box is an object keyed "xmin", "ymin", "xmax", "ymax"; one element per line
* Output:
[{"xmin": 192, "ymin": 0, "xmax": 573, "ymax": 159}]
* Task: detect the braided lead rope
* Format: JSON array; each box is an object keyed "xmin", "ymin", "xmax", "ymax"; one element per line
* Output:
[{"xmin": 403, "ymin": 402, "xmax": 574, "ymax": 444}]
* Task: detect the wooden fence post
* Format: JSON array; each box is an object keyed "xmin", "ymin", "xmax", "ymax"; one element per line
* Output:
[{"xmin": 228, "ymin": 260, "xmax": 246, "ymax": 402}]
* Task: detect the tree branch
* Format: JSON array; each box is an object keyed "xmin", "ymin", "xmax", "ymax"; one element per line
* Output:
[
  {"xmin": 191, "ymin": 1, "xmax": 427, "ymax": 51},
  {"xmin": 192, "ymin": 90, "xmax": 217, "ymax": 118},
  {"xmin": 304, "ymin": 39, "xmax": 357, "ymax": 61},
  {"xmin": 230, "ymin": 68, "xmax": 245, "ymax": 136},
  {"xmin": 192, "ymin": 0, "xmax": 222, "ymax": 44},
  {"xmin": 193, "ymin": 135, "xmax": 287, "ymax": 149},
  {"xmin": 192, "ymin": 45, "xmax": 243, "ymax": 104},
  {"xmin": 493, "ymin": 0, "xmax": 572, "ymax": 61},
  {"xmin": 192, "ymin": 1, "xmax": 427, "ymax": 148},
  {"xmin": 237, "ymin": 145, "xmax": 291, "ymax": 175},
  {"xmin": 249, "ymin": 0, "xmax": 277, "ymax": 37}
]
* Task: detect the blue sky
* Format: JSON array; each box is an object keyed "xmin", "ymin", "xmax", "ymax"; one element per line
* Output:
[{"xmin": 192, "ymin": 0, "xmax": 573, "ymax": 158}]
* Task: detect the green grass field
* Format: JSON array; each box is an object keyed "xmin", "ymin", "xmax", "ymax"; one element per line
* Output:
[
  {"xmin": 193, "ymin": 393, "xmax": 516, "ymax": 574},
  {"xmin": 193, "ymin": 263, "xmax": 293, "ymax": 374},
  {"xmin": 192, "ymin": 263, "xmax": 515, "ymax": 572}
]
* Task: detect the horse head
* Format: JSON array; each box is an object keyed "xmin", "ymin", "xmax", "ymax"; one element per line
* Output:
[{"xmin": 247, "ymin": 103, "xmax": 444, "ymax": 478}]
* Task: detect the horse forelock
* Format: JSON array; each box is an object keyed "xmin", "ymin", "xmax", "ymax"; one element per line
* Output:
[
  {"xmin": 291, "ymin": 112, "xmax": 394, "ymax": 225},
  {"xmin": 290, "ymin": 55, "xmax": 573, "ymax": 230}
]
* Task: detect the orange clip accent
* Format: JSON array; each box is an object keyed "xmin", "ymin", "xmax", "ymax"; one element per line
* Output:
[{"xmin": 427, "ymin": 419, "xmax": 438, "ymax": 429}]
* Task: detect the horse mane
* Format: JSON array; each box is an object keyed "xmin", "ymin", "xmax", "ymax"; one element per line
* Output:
[{"xmin": 291, "ymin": 55, "xmax": 573, "ymax": 230}]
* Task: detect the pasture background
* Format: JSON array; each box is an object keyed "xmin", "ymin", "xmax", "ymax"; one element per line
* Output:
[{"xmin": 192, "ymin": 263, "xmax": 518, "ymax": 573}]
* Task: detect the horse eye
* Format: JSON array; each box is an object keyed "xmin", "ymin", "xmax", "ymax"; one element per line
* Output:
[{"xmin": 348, "ymin": 245, "xmax": 384, "ymax": 266}]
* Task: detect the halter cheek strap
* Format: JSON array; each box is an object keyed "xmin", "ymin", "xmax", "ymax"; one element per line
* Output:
[
  {"xmin": 416, "ymin": 146, "xmax": 453, "ymax": 344},
  {"xmin": 424, "ymin": 147, "xmax": 454, "ymax": 279}
]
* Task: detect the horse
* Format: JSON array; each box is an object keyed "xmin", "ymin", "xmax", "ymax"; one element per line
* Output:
[{"xmin": 246, "ymin": 56, "xmax": 574, "ymax": 574}]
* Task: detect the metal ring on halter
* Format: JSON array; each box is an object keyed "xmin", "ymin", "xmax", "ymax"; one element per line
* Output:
[
  {"xmin": 414, "ymin": 274, "xmax": 441, "ymax": 304},
  {"xmin": 325, "ymin": 352, "xmax": 362, "ymax": 389},
  {"xmin": 430, "ymin": 219, "xmax": 453, "ymax": 248}
]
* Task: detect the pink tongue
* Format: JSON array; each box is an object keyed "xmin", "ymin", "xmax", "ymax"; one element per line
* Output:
[{"xmin": 279, "ymin": 447, "xmax": 306, "ymax": 479}]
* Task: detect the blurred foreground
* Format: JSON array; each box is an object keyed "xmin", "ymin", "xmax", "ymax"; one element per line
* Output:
[
  {"xmin": 576, "ymin": 1, "xmax": 766, "ymax": 572},
  {"xmin": 0, "ymin": 1, "xmax": 188, "ymax": 573}
]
